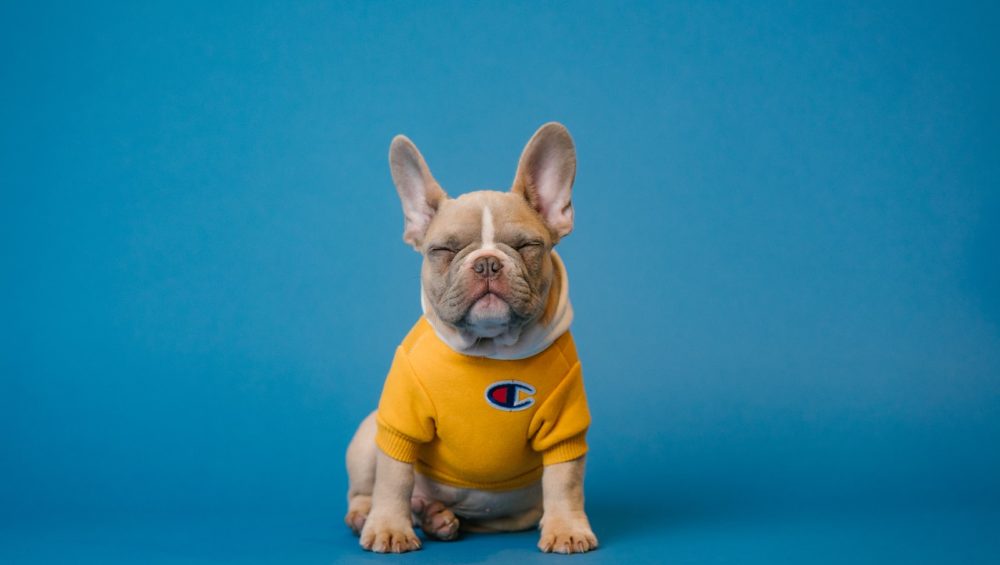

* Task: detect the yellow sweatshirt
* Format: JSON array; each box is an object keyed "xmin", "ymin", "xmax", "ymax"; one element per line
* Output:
[{"xmin": 375, "ymin": 317, "xmax": 590, "ymax": 491}]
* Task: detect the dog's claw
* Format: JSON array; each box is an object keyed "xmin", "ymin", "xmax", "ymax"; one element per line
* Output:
[
  {"xmin": 359, "ymin": 516, "xmax": 421, "ymax": 554},
  {"xmin": 538, "ymin": 516, "xmax": 598, "ymax": 554}
]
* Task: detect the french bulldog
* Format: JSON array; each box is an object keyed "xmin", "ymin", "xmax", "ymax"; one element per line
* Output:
[{"xmin": 345, "ymin": 123, "xmax": 597, "ymax": 554}]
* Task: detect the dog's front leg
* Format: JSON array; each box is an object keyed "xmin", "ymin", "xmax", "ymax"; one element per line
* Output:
[
  {"xmin": 359, "ymin": 450, "xmax": 422, "ymax": 553},
  {"xmin": 538, "ymin": 456, "xmax": 598, "ymax": 554}
]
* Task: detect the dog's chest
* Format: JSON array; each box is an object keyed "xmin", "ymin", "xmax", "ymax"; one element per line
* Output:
[
  {"xmin": 379, "ymin": 317, "xmax": 588, "ymax": 489},
  {"xmin": 416, "ymin": 362, "xmax": 565, "ymax": 484},
  {"xmin": 422, "ymin": 351, "xmax": 568, "ymax": 444}
]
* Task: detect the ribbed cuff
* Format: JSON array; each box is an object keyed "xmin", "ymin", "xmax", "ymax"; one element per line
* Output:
[
  {"xmin": 375, "ymin": 423, "xmax": 421, "ymax": 463},
  {"xmin": 541, "ymin": 435, "xmax": 589, "ymax": 466}
]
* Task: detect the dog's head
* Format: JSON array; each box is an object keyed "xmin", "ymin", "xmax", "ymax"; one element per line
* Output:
[{"xmin": 389, "ymin": 123, "xmax": 576, "ymax": 351}]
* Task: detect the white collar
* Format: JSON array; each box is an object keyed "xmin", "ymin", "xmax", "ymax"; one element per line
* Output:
[{"xmin": 421, "ymin": 250, "xmax": 573, "ymax": 360}]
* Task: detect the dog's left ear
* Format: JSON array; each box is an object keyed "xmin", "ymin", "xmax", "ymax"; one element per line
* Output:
[{"xmin": 512, "ymin": 122, "xmax": 577, "ymax": 241}]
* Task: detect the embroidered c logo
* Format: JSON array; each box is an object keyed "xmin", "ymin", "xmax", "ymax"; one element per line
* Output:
[{"xmin": 485, "ymin": 380, "xmax": 536, "ymax": 411}]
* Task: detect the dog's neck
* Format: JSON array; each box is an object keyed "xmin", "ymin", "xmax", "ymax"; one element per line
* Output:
[{"xmin": 421, "ymin": 251, "xmax": 574, "ymax": 360}]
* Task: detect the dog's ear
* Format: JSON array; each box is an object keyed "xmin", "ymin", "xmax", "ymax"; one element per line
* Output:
[
  {"xmin": 389, "ymin": 135, "xmax": 448, "ymax": 250},
  {"xmin": 511, "ymin": 122, "xmax": 576, "ymax": 241}
]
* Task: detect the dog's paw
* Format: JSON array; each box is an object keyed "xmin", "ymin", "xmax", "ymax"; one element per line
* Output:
[
  {"xmin": 538, "ymin": 513, "xmax": 598, "ymax": 554},
  {"xmin": 359, "ymin": 513, "xmax": 422, "ymax": 553},
  {"xmin": 344, "ymin": 495, "xmax": 372, "ymax": 535},
  {"xmin": 418, "ymin": 500, "xmax": 460, "ymax": 541}
]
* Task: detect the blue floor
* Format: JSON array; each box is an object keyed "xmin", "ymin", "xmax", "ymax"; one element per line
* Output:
[{"xmin": 3, "ymin": 506, "xmax": 997, "ymax": 564}]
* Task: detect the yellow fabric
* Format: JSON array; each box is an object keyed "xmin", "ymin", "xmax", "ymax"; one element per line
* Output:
[{"xmin": 375, "ymin": 317, "xmax": 590, "ymax": 491}]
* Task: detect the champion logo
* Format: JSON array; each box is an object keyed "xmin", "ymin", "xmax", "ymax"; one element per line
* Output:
[{"xmin": 484, "ymin": 380, "xmax": 536, "ymax": 411}]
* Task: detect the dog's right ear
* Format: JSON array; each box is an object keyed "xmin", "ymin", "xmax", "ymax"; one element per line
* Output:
[
  {"xmin": 511, "ymin": 123, "xmax": 576, "ymax": 242},
  {"xmin": 389, "ymin": 135, "xmax": 448, "ymax": 250}
]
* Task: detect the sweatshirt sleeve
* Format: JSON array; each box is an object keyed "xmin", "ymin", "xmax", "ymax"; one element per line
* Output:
[
  {"xmin": 528, "ymin": 362, "xmax": 591, "ymax": 465},
  {"xmin": 375, "ymin": 346, "xmax": 437, "ymax": 463}
]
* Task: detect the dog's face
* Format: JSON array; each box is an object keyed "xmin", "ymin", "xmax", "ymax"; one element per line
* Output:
[{"xmin": 389, "ymin": 123, "xmax": 576, "ymax": 343}]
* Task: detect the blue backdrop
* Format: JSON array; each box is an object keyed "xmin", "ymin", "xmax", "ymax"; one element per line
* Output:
[{"xmin": 2, "ymin": 1, "xmax": 998, "ymax": 563}]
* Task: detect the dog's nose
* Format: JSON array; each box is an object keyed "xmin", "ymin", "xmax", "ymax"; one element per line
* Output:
[{"xmin": 473, "ymin": 255, "xmax": 503, "ymax": 279}]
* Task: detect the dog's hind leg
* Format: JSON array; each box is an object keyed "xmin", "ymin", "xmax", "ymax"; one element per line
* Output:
[
  {"xmin": 344, "ymin": 411, "xmax": 378, "ymax": 534},
  {"xmin": 411, "ymin": 498, "xmax": 460, "ymax": 541}
]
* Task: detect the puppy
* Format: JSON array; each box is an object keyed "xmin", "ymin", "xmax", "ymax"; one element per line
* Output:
[{"xmin": 345, "ymin": 123, "xmax": 597, "ymax": 554}]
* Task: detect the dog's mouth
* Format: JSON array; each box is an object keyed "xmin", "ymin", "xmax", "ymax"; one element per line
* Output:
[
  {"xmin": 472, "ymin": 291, "xmax": 505, "ymax": 307},
  {"xmin": 465, "ymin": 288, "xmax": 513, "ymax": 330},
  {"xmin": 466, "ymin": 278, "xmax": 511, "ymax": 305},
  {"xmin": 431, "ymin": 269, "xmax": 541, "ymax": 335},
  {"xmin": 470, "ymin": 289, "xmax": 509, "ymax": 310}
]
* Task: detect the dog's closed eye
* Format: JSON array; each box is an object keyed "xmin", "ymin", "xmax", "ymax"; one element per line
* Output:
[{"xmin": 429, "ymin": 247, "xmax": 458, "ymax": 260}]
